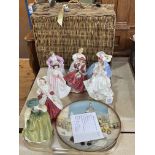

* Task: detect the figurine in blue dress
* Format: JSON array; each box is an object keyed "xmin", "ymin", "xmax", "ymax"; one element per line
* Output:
[{"xmin": 86, "ymin": 51, "xmax": 112, "ymax": 79}]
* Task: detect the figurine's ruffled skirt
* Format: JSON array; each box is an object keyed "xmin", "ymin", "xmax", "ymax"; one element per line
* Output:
[
  {"xmin": 45, "ymin": 98, "xmax": 61, "ymax": 121},
  {"xmin": 64, "ymin": 71, "xmax": 86, "ymax": 93},
  {"xmin": 84, "ymin": 75, "xmax": 113, "ymax": 104},
  {"xmin": 22, "ymin": 111, "xmax": 53, "ymax": 143}
]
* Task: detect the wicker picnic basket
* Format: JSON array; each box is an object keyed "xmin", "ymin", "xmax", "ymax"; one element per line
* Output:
[{"xmin": 31, "ymin": 3, "xmax": 116, "ymax": 68}]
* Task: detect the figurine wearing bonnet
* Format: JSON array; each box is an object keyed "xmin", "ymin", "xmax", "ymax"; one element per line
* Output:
[
  {"xmin": 37, "ymin": 76, "xmax": 63, "ymax": 120},
  {"xmin": 86, "ymin": 51, "xmax": 112, "ymax": 79},
  {"xmin": 46, "ymin": 52, "xmax": 66, "ymax": 75},
  {"xmin": 47, "ymin": 53, "xmax": 71, "ymax": 98},
  {"xmin": 84, "ymin": 51, "xmax": 113, "ymax": 104},
  {"xmin": 22, "ymin": 98, "xmax": 53, "ymax": 143}
]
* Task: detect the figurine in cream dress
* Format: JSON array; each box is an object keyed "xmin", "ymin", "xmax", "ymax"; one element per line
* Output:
[
  {"xmin": 37, "ymin": 76, "xmax": 63, "ymax": 120},
  {"xmin": 84, "ymin": 51, "xmax": 113, "ymax": 104}
]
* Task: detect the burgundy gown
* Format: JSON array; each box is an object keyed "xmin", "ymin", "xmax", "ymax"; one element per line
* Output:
[
  {"xmin": 38, "ymin": 92, "xmax": 61, "ymax": 121},
  {"xmin": 64, "ymin": 62, "xmax": 87, "ymax": 93}
]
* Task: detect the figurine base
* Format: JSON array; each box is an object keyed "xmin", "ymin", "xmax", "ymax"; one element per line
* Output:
[{"xmin": 23, "ymin": 138, "xmax": 53, "ymax": 152}]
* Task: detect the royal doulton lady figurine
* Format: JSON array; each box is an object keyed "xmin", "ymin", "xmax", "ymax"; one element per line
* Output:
[
  {"xmin": 84, "ymin": 51, "xmax": 113, "ymax": 104},
  {"xmin": 22, "ymin": 98, "xmax": 53, "ymax": 143},
  {"xmin": 86, "ymin": 51, "xmax": 112, "ymax": 79},
  {"xmin": 68, "ymin": 48, "xmax": 86, "ymax": 72},
  {"xmin": 37, "ymin": 76, "xmax": 63, "ymax": 120},
  {"xmin": 64, "ymin": 48, "xmax": 87, "ymax": 93},
  {"xmin": 47, "ymin": 53, "xmax": 71, "ymax": 98},
  {"xmin": 46, "ymin": 52, "xmax": 65, "ymax": 75}
]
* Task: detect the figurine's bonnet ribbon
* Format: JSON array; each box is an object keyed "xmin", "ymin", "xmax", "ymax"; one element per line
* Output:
[{"xmin": 55, "ymin": 55, "xmax": 65, "ymax": 71}]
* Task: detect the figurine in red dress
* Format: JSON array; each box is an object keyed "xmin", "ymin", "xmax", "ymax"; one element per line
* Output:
[
  {"xmin": 64, "ymin": 48, "xmax": 87, "ymax": 93},
  {"xmin": 37, "ymin": 76, "xmax": 63, "ymax": 121}
]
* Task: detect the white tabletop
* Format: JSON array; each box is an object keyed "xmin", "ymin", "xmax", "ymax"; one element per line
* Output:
[{"xmin": 19, "ymin": 58, "xmax": 135, "ymax": 154}]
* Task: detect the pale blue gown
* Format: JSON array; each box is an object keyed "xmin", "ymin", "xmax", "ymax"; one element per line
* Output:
[{"xmin": 86, "ymin": 61, "xmax": 112, "ymax": 79}]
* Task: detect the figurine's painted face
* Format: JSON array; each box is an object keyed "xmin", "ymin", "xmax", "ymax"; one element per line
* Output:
[
  {"xmin": 33, "ymin": 105, "xmax": 39, "ymax": 112},
  {"xmin": 98, "ymin": 57, "xmax": 103, "ymax": 62},
  {"xmin": 78, "ymin": 57, "xmax": 86, "ymax": 64},
  {"xmin": 78, "ymin": 48, "xmax": 83, "ymax": 54},
  {"xmin": 39, "ymin": 78, "xmax": 46, "ymax": 86}
]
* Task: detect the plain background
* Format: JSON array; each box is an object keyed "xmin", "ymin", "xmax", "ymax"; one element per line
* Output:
[{"xmin": 0, "ymin": 0, "xmax": 155, "ymax": 154}]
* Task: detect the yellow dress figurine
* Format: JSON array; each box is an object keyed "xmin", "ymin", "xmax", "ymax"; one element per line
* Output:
[{"xmin": 22, "ymin": 98, "xmax": 53, "ymax": 144}]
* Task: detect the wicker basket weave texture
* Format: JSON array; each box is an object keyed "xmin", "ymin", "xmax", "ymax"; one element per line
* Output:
[{"xmin": 31, "ymin": 3, "xmax": 116, "ymax": 68}]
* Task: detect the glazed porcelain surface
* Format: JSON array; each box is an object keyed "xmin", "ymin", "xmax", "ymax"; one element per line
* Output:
[{"xmin": 56, "ymin": 100, "xmax": 121, "ymax": 151}]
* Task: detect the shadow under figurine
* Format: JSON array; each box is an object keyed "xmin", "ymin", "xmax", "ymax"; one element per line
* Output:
[
  {"xmin": 64, "ymin": 48, "xmax": 87, "ymax": 93},
  {"xmin": 37, "ymin": 76, "xmax": 63, "ymax": 121},
  {"xmin": 22, "ymin": 98, "xmax": 53, "ymax": 143},
  {"xmin": 84, "ymin": 51, "xmax": 113, "ymax": 104}
]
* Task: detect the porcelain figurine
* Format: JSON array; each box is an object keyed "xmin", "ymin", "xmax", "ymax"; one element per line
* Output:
[
  {"xmin": 84, "ymin": 51, "xmax": 113, "ymax": 104},
  {"xmin": 86, "ymin": 51, "xmax": 112, "ymax": 79},
  {"xmin": 64, "ymin": 48, "xmax": 87, "ymax": 93},
  {"xmin": 37, "ymin": 76, "xmax": 63, "ymax": 120},
  {"xmin": 46, "ymin": 52, "xmax": 66, "ymax": 75},
  {"xmin": 22, "ymin": 98, "xmax": 53, "ymax": 143},
  {"xmin": 47, "ymin": 53, "xmax": 71, "ymax": 98}
]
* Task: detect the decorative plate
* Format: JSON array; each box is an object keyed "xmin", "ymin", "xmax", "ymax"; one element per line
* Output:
[{"xmin": 56, "ymin": 100, "xmax": 121, "ymax": 152}]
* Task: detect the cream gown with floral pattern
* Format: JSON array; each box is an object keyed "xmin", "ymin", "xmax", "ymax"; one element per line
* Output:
[{"xmin": 84, "ymin": 62, "xmax": 113, "ymax": 104}]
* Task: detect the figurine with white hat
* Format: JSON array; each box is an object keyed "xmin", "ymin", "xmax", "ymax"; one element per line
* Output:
[
  {"xmin": 84, "ymin": 51, "xmax": 113, "ymax": 104},
  {"xmin": 86, "ymin": 51, "xmax": 112, "ymax": 79}
]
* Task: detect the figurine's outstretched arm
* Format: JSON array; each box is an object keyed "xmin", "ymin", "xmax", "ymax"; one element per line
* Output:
[
  {"xmin": 58, "ymin": 71, "xmax": 66, "ymax": 83},
  {"xmin": 24, "ymin": 108, "xmax": 31, "ymax": 129}
]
